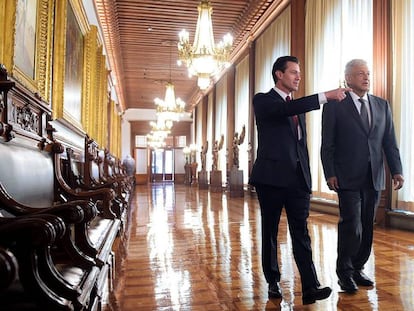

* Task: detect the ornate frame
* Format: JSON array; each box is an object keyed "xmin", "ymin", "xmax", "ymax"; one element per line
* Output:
[
  {"xmin": 52, "ymin": 0, "xmax": 89, "ymax": 129},
  {"xmin": 0, "ymin": 0, "xmax": 54, "ymax": 102},
  {"xmin": 83, "ymin": 25, "xmax": 108, "ymax": 144},
  {"xmin": 53, "ymin": 0, "xmax": 108, "ymax": 140},
  {"xmin": 1, "ymin": 0, "xmax": 110, "ymax": 142}
]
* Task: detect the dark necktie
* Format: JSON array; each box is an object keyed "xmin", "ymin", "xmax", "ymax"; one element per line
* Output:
[
  {"xmin": 358, "ymin": 98, "xmax": 370, "ymax": 132},
  {"xmin": 286, "ymin": 96, "xmax": 299, "ymax": 138}
]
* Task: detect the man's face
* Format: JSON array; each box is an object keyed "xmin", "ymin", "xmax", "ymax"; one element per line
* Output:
[
  {"xmin": 345, "ymin": 64, "xmax": 370, "ymax": 96},
  {"xmin": 275, "ymin": 61, "xmax": 301, "ymax": 93}
]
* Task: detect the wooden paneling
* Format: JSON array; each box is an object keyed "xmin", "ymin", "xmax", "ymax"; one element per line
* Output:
[{"xmin": 94, "ymin": 0, "xmax": 277, "ymax": 112}]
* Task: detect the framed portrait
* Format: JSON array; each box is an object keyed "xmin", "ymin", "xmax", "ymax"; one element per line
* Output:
[
  {"xmin": 63, "ymin": 1, "xmax": 84, "ymax": 124},
  {"xmin": 52, "ymin": 0, "xmax": 90, "ymax": 129},
  {"xmin": 14, "ymin": 0, "xmax": 37, "ymax": 79},
  {"xmin": 53, "ymin": 0, "xmax": 109, "ymax": 136},
  {"xmin": 11, "ymin": 0, "xmax": 54, "ymax": 101}
]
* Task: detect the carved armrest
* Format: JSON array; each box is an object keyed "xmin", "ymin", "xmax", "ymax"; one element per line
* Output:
[
  {"xmin": 55, "ymin": 156, "xmax": 117, "ymax": 219},
  {"xmin": 0, "ymin": 182, "xmax": 89, "ymax": 224},
  {"xmin": 0, "ymin": 215, "xmax": 84, "ymax": 308},
  {"xmin": 0, "ymin": 214, "xmax": 65, "ymax": 248},
  {"xmin": 56, "ymin": 176, "xmax": 116, "ymax": 219}
]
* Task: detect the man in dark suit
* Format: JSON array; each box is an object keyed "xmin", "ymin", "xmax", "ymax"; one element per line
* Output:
[
  {"xmin": 249, "ymin": 56, "xmax": 349, "ymax": 304},
  {"xmin": 321, "ymin": 59, "xmax": 404, "ymax": 294}
]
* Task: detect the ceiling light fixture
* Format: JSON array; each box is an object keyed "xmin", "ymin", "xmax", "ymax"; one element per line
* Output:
[
  {"xmin": 154, "ymin": 82, "xmax": 185, "ymax": 123},
  {"xmin": 147, "ymin": 134, "xmax": 166, "ymax": 149},
  {"xmin": 154, "ymin": 43, "xmax": 186, "ymax": 124},
  {"xmin": 177, "ymin": 0, "xmax": 233, "ymax": 90},
  {"xmin": 146, "ymin": 119, "xmax": 171, "ymax": 149}
]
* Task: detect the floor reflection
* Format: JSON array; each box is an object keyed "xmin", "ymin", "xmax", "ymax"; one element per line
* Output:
[{"xmin": 119, "ymin": 183, "xmax": 414, "ymax": 310}]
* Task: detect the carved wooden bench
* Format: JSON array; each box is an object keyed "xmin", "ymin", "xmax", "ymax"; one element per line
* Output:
[
  {"xmin": 102, "ymin": 149, "xmax": 133, "ymax": 207},
  {"xmin": 49, "ymin": 126, "xmax": 133, "ymax": 309},
  {"xmin": 63, "ymin": 136, "xmax": 130, "ymax": 220},
  {"xmin": 0, "ymin": 213, "xmax": 78, "ymax": 310},
  {"xmin": 0, "ymin": 134, "xmax": 108, "ymax": 310},
  {"xmin": 0, "ymin": 66, "xmax": 122, "ymax": 311}
]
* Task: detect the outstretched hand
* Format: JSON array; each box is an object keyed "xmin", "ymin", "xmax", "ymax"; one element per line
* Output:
[{"xmin": 324, "ymin": 88, "xmax": 352, "ymax": 102}]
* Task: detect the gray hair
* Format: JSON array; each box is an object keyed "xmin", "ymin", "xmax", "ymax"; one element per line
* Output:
[{"xmin": 345, "ymin": 59, "xmax": 368, "ymax": 75}]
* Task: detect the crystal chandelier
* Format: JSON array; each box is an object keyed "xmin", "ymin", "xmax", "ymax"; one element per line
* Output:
[
  {"xmin": 155, "ymin": 42, "xmax": 186, "ymax": 124},
  {"xmin": 146, "ymin": 118, "xmax": 171, "ymax": 149},
  {"xmin": 154, "ymin": 82, "xmax": 186, "ymax": 123},
  {"xmin": 177, "ymin": 0, "xmax": 233, "ymax": 90},
  {"xmin": 147, "ymin": 134, "xmax": 166, "ymax": 149}
]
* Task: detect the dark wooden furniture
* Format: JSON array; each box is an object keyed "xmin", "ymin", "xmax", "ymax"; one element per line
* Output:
[
  {"xmin": 0, "ymin": 246, "xmax": 18, "ymax": 292},
  {"xmin": 0, "ymin": 65, "xmax": 127, "ymax": 310}
]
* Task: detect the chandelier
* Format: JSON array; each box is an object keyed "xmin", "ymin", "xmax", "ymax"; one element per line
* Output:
[
  {"xmin": 146, "ymin": 118, "xmax": 171, "ymax": 149},
  {"xmin": 155, "ymin": 42, "xmax": 186, "ymax": 124},
  {"xmin": 177, "ymin": 0, "xmax": 233, "ymax": 90},
  {"xmin": 147, "ymin": 134, "xmax": 166, "ymax": 149},
  {"xmin": 154, "ymin": 82, "xmax": 186, "ymax": 123}
]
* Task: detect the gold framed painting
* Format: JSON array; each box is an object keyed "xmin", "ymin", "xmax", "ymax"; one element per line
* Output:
[
  {"xmin": 63, "ymin": 0, "xmax": 84, "ymax": 124},
  {"xmin": 53, "ymin": 0, "xmax": 108, "ymax": 138},
  {"xmin": 52, "ymin": 0, "xmax": 90, "ymax": 128},
  {"xmin": 82, "ymin": 26, "xmax": 108, "ymax": 144},
  {"xmin": 14, "ymin": 0, "xmax": 36, "ymax": 79},
  {"xmin": 9, "ymin": 0, "xmax": 54, "ymax": 102}
]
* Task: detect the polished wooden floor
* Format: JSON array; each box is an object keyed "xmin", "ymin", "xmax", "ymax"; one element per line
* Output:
[{"xmin": 111, "ymin": 183, "xmax": 414, "ymax": 311}]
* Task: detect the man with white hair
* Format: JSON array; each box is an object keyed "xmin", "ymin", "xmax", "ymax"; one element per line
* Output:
[{"xmin": 321, "ymin": 59, "xmax": 404, "ymax": 294}]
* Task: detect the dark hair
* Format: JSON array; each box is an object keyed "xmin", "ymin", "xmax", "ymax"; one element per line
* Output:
[{"xmin": 272, "ymin": 56, "xmax": 299, "ymax": 84}]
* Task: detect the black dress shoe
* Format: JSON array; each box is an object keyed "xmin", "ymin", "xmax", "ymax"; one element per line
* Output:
[
  {"xmin": 338, "ymin": 277, "xmax": 358, "ymax": 294},
  {"xmin": 268, "ymin": 282, "xmax": 282, "ymax": 298},
  {"xmin": 302, "ymin": 286, "xmax": 332, "ymax": 305},
  {"xmin": 353, "ymin": 271, "xmax": 374, "ymax": 286}
]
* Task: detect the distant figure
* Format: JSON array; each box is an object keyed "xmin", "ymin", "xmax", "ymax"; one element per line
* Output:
[
  {"xmin": 232, "ymin": 125, "xmax": 245, "ymax": 169},
  {"xmin": 212, "ymin": 135, "xmax": 224, "ymax": 171},
  {"xmin": 122, "ymin": 155, "xmax": 136, "ymax": 177},
  {"xmin": 200, "ymin": 141, "xmax": 208, "ymax": 171}
]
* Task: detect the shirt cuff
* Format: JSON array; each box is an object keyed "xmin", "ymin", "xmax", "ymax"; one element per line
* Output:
[{"xmin": 318, "ymin": 92, "xmax": 327, "ymax": 104}]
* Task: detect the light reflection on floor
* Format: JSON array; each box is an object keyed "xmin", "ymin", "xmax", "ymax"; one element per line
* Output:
[{"xmin": 120, "ymin": 183, "xmax": 414, "ymax": 310}]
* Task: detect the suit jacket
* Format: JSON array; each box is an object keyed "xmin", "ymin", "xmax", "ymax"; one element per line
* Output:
[
  {"xmin": 249, "ymin": 88, "xmax": 320, "ymax": 192},
  {"xmin": 320, "ymin": 92, "xmax": 403, "ymax": 191}
]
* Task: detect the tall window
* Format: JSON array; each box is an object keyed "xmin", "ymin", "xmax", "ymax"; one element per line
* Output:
[
  {"xmin": 253, "ymin": 7, "xmax": 291, "ymax": 158},
  {"xmin": 195, "ymin": 104, "xmax": 203, "ymax": 164},
  {"xmin": 206, "ymin": 93, "xmax": 214, "ymax": 172},
  {"xmin": 235, "ymin": 55, "xmax": 249, "ymax": 183},
  {"xmin": 254, "ymin": 7, "xmax": 291, "ymax": 93},
  {"xmin": 215, "ymin": 75, "xmax": 227, "ymax": 182},
  {"xmin": 305, "ymin": 0, "xmax": 373, "ymax": 199},
  {"xmin": 392, "ymin": 0, "xmax": 414, "ymax": 212}
]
